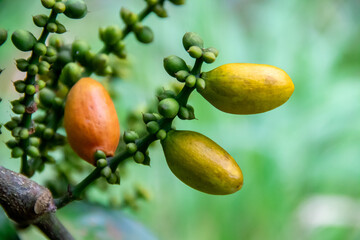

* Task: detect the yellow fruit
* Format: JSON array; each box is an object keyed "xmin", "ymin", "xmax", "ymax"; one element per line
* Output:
[
  {"xmin": 64, "ymin": 77, "xmax": 120, "ymax": 165},
  {"xmin": 199, "ymin": 63, "xmax": 294, "ymax": 114},
  {"xmin": 161, "ymin": 130, "xmax": 243, "ymax": 195}
]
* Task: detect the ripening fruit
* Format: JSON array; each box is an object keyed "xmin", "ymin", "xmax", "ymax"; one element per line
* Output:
[
  {"xmin": 199, "ymin": 63, "xmax": 294, "ymax": 114},
  {"xmin": 64, "ymin": 77, "xmax": 120, "ymax": 165},
  {"xmin": 161, "ymin": 130, "xmax": 243, "ymax": 195}
]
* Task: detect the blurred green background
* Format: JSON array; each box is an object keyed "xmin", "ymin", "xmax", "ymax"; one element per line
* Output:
[{"xmin": 1, "ymin": 0, "xmax": 360, "ymax": 239}]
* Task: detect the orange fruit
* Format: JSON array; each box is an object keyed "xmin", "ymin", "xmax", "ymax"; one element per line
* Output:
[{"xmin": 64, "ymin": 77, "xmax": 120, "ymax": 165}]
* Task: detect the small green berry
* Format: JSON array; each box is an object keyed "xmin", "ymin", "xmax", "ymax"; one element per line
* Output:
[
  {"xmin": 187, "ymin": 104, "xmax": 195, "ymax": 119},
  {"xmin": 59, "ymin": 62, "xmax": 82, "ymax": 86},
  {"xmin": 107, "ymin": 173, "xmax": 118, "ymax": 184},
  {"xmin": 205, "ymin": 47, "xmax": 219, "ymax": 57},
  {"xmin": 94, "ymin": 150, "xmax": 106, "ymax": 160},
  {"xmin": 48, "ymin": 35, "xmax": 63, "ymax": 49},
  {"xmin": 6, "ymin": 139, "xmax": 18, "ymax": 149},
  {"xmin": 46, "ymin": 46, "xmax": 56, "ymax": 57},
  {"xmin": 26, "ymin": 85, "xmax": 36, "ymax": 95},
  {"xmin": 101, "ymin": 166, "xmax": 111, "ymax": 178},
  {"xmin": 41, "ymin": 0, "xmax": 55, "ymax": 8},
  {"xmin": 0, "ymin": 28, "xmax": 7, "ymax": 46},
  {"xmin": 28, "ymin": 64, "xmax": 39, "ymax": 75},
  {"xmin": 92, "ymin": 53, "xmax": 109, "ymax": 70},
  {"xmin": 175, "ymin": 70, "xmax": 189, "ymax": 82},
  {"xmin": 71, "ymin": 39, "xmax": 90, "ymax": 61},
  {"xmin": 11, "ymin": 30, "xmax": 37, "ymax": 52},
  {"xmin": 33, "ymin": 14, "xmax": 49, "ymax": 27},
  {"xmin": 14, "ymin": 80, "xmax": 26, "ymax": 93},
  {"xmin": 146, "ymin": 0, "xmax": 158, "ymax": 6},
  {"xmin": 39, "ymin": 88, "xmax": 55, "ymax": 107},
  {"xmin": 11, "ymin": 147, "xmax": 24, "ymax": 158},
  {"xmin": 202, "ymin": 51, "xmax": 216, "ymax": 63},
  {"xmin": 99, "ymin": 25, "xmax": 122, "ymax": 46},
  {"xmin": 4, "ymin": 120, "xmax": 17, "ymax": 130},
  {"xmin": 19, "ymin": 128, "xmax": 29, "ymax": 139},
  {"xmin": 185, "ymin": 75, "xmax": 196, "ymax": 88},
  {"xmin": 56, "ymin": 22, "xmax": 67, "ymax": 34},
  {"xmin": 43, "ymin": 128, "xmax": 54, "ymax": 140},
  {"xmin": 126, "ymin": 143, "xmax": 137, "ymax": 154},
  {"xmin": 12, "ymin": 104, "xmax": 26, "ymax": 114},
  {"xmin": 169, "ymin": 0, "xmax": 185, "ymax": 5},
  {"xmin": 12, "ymin": 127, "xmax": 22, "ymax": 137},
  {"xmin": 158, "ymin": 98, "xmax": 180, "ymax": 118},
  {"xmin": 46, "ymin": 22, "xmax": 58, "ymax": 33},
  {"xmin": 178, "ymin": 106, "xmax": 190, "ymax": 120},
  {"xmin": 153, "ymin": 4, "xmax": 167, "ymax": 18},
  {"xmin": 188, "ymin": 46, "xmax": 203, "ymax": 58},
  {"xmin": 37, "ymin": 80, "xmax": 46, "ymax": 90},
  {"xmin": 157, "ymin": 89, "xmax": 176, "ymax": 101},
  {"xmin": 123, "ymin": 131, "xmax": 139, "ymax": 143},
  {"xmin": 133, "ymin": 151, "xmax": 145, "ymax": 163},
  {"xmin": 146, "ymin": 121, "xmax": 160, "ymax": 134},
  {"xmin": 96, "ymin": 158, "xmax": 108, "ymax": 168},
  {"xmin": 156, "ymin": 129, "xmax": 167, "ymax": 140},
  {"xmin": 29, "ymin": 137, "xmax": 41, "ymax": 147},
  {"xmin": 196, "ymin": 78, "xmax": 206, "ymax": 91},
  {"xmin": 182, "ymin": 32, "xmax": 204, "ymax": 50},
  {"xmin": 53, "ymin": 2, "xmax": 66, "ymax": 13},
  {"xmin": 16, "ymin": 59, "xmax": 29, "ymax": 72},
  {"xmin": 34, "ymin": 42, "xmax": 47, "ymax": 56},
  {"xmin": 26, "ymin": 146, "xmax": 40, "ymax": 158},
  {"xmin": 135, "ymin": 26, "xmax": 154, "ymax": 44},
  {"xmin": 163, "ymin": 55, "xmax": 189, "ymax": 77},
  {"xmin": 142, "ymin": 113, "xmax": 158, "ymax": 123},
  {"xmin": 64, "ymin": 0, "xmax": 87, "ymax": 19}
]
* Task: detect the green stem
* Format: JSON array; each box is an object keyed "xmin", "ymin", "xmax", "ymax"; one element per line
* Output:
[{"xmin": 19, "ymin": 10, "xmax": 58, "ymax": 177}]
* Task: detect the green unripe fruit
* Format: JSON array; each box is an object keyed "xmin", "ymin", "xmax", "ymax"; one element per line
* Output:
[
  {"xmin": 185, "ymin": 75, "xmax": 196, "ymax": 88},
  {"xmin": 134, "ymin": 151, "xmax": 145, "ymax": 163},
  {"xmin": 11, "ymin": 147, "xmax": 24, "ymax": 158},
  {"xmin": 38, "ymin": 61, "xmax": 51, "ymax": 75},
  {"xmin": 156, "ymin": 129, "xmax": 167, "ymax": 140},
  {"xmin": 35, "ymin": 124, "xmax": 46, "ymax": 134},
  {"xmin": 107, "ymin": 173, "xmax": 118, "ymax": 184},
  {"xmin": 41, "ymin": 0, "xmax": 55, "ymax": 8},
  {"xmin": 0, "ymin": 28, "xmax": 7, "ymax": 46},
  {"xmin": 188, "ymin": 46, "xmax": 203, "ymax": 58},
  {"xmin": 146, "ymin": 121, "xmax": 160, "ymax": 134},
  {"xmin": 146, "ymin": 0, "xmax": 158, "ymax": 6},
  {"xmin": 135, "ymin": 26, "xmax": 154, "ymax": 44},
  {"xmin": 126, "ymin": 143, "xmax": 137, "ymax": 154},
  {"xmin": 12, "ymin": 116, "xmax": 21, "ymax": 124},
  {"xmin": 16, "ymin": 59, "xmax": 29, "ymax": 72},
  {"xmin": 120, "ymin": 8, "xmax": 138, "ymax": 25},
  {"xmin": 34, "ymin": 42, "xmax": 47, "ymax": 56},
  {"xmin": 33, "ymin": 14, "xmax": 49, "ymax": 27},
  {"xmin": 19, "ymin": 128, "xmax": 29, "ymax": 139},
  {"xmin": 56, "ymin": 22, "xmax": 67, "ymax": 34},
  {"xmin": 202, "ymin": 51, "xmax": 216, "ymax": 63},
  {"xmin": 65, "ymin": 0, "xmax": 87, "ymax": 19},
  {"xmin": 37, "ymin": 80, "xmax": 46, "ymax": 90},
  {"xmin": 43, "ymin": 128, "xmax": 54, "ymax": 140},
  {"xmin": 25, "ymin": 85, "xmax": 36, "ymax": 95},
  {"xmin": 142, "ymin": 113, "xmax": 158, "ymax": 123},
  {"xmin": 6, "ymin": 139, "xmax": 18, "ymax": 149},
  {"xmin": 182, "ymin": 32, "xmax": 204, "ymax": 51},
  {"xmin": 163, "ymin": 55, "xmax": 189, "ymax": 77},
  {"xmin": 205, "ymin": 47, "xmax": 219, "ymax": 57},
  {"xmin": 29, "ymin": 137, "xmax": 41, "ymax": 147},
  {"xmin": 14, "ymin": 80, "xmax": 26, "ymax": 93},
  {"xmin": 92, "ymin": 53, "xmax": 109, "ymax": 70},
  {"xmin": 153, "ymin": 4, "xmax": 167, "ymax": 18},
  {"xmin": 162, "ymin": 130, "xmax": 243, "ymax": 195},
  {"xmin": 187, "ymin": 104, "xmax": 195, "ymax": 119},
  {"xmin": 101, "ymin": 166, "xmax": 111, "ymax": 178},
  {"xmin": 112, "ymin": 41, "xmax": 126, "ymax": 58},
  {"xmin": 11, "ymin": 30, "xmax": 37, "ymax": 51},
  {"xmin": 39, "ymin": 88, "xmax": 56, "ymax": 108},
  {"xmin": 178, "ymin": 106, "xmax": 190, "ymax": 120},
  {"xmin": 52, "ymin": 97, "xmax": 64, "ymax": 109},
  {"xmin": 12, "ymin": 104, "xmax": 26, "ymax": 114},
  {"xmin": 157, "ymin": 89, "xmax": 176, "ymax": 101},
  {"xmin": 71, "ymin": 39, "xmax": 90, "ymax": 60},
  {"xmin": 48, "ymin": 35, "xmax": 63, "ymax": 49},
  {"xmin": 169, "ymin": 0, "xmax": 185, "ymax": 5},
  {"xmin": 94, "ymin": 150, "xmax": 106, "ymax": 160},
  {"xmin": 5, "ymin": 120, "xmax": 17, "ymax": 130},
  {"xmin": 158, "ymin": 98, "xmax": 180, "ymax": 118},
  {"xmin": 97, "ymin": 158, "xmax": 108, "ymax": 168},
  {"xmin": 99, "ymin": 25, "xmax": 122, "ymax": 46},
  {"xmin": 46, "ymin": 22, "xmax": 58, "ymax": 33},
  {"xmin": 123, "ymin": 131, "xmax": 139, "ymax": 143},
  {"xmin": 59, "ymin": 62, "xmax": 82, "ymax": 86},
  {"xmin": 28, "ymin": 64, "xmax": 39, "ymax": 75},
  {"xmin": 174, "ymin": 70, "xmax": 189, "ymax": 82},
  {"xmin": 46, "ymin": 46, "xmax": 56, "ymax": 57},
  {"xmin": 26, "ymin": 146, "xmax": 40, "ymax": 158},
  {"xmin": 196, "ymin": 78, "xmax": 206, "ymax": 91},
  {"xmin": 53, "ymin": 2, "xmax": 66, "ymax": 13},
  {"xmin": 12, "ymin": 127, "xmax": 22, "ymax": 137}
]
